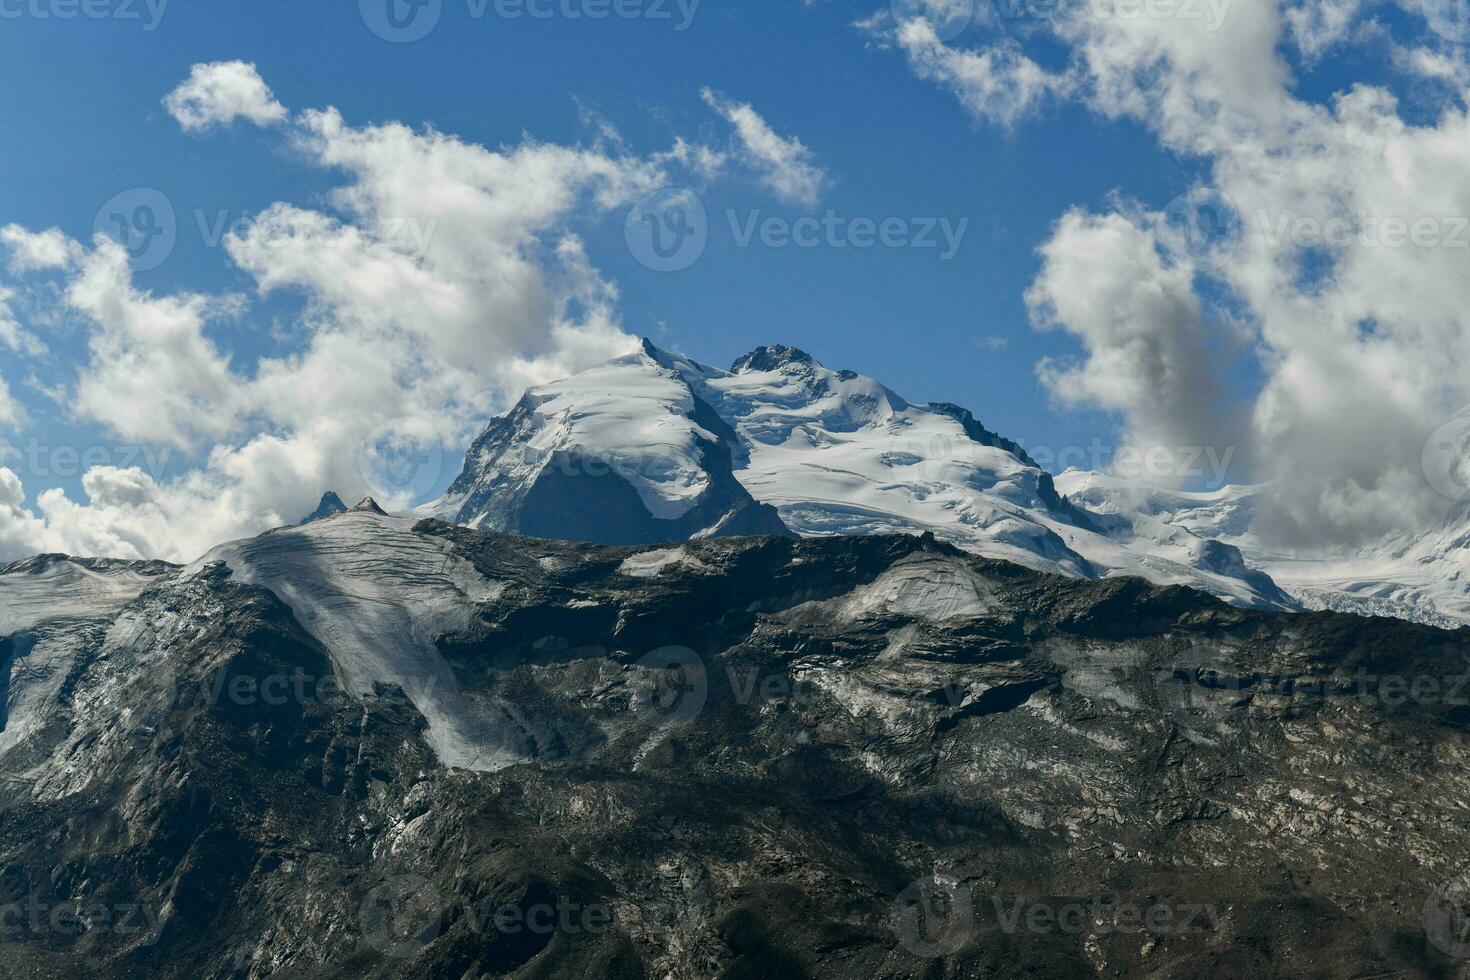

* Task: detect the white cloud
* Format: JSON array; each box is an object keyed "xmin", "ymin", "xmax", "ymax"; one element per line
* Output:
[
  {"xmin": 701, "ymin": 89, "xmax": 829, "ymax": 206},
  {"xmin": 892, "ymin": 18, "xmax": 1074, "ymax": 127},
  {"xmin": 1390, "ymin": 43, "xmax": 1468, "ymax": 81},
  {"xmin": 163, "ymin": 61, "xmax": 287, "ymax": 132},
  {"xmin": 0, "ymin": 63, "xmax": 698, "ymax": 562},
  {"xmin": 0, "ymin": 468, "xmax": 64, "ymax": 561},
  {"xmin": 871, "ymin": 0, "xmax": 1470, "ymax": 544},
  {"xmin": 63, "ymin": 239, "xmax": 247, "ymax": 451},
  {"xmin": 0, "ymin": 287, "xmax": 44, "ymax": 356},
  {"xmin": 0, "ymin": 377, "xmax": 20, "ymax": 431},
  {"xmin": 1284, "ymin": 0, "xmax": 1364, "ymax": 59},
  {"xmin": 1027, "ymin": 210, "xmax": 1237, "ymax": 478},
  {"xmin": 1, "ymin": 225, "xmax": 80, "ymax": 272}
]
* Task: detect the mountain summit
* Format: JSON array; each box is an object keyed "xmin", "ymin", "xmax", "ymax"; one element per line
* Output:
[
  {"xmin": 425, "ymin": 341, "xmax": 1292, "ymax": 611},
  {"xmin": 300, "ymin": 491, "xmax": 347, "ymax": 524},
  {"xmin": 424, "ymin": 343, "xmax": 790, "ymax": 546}
]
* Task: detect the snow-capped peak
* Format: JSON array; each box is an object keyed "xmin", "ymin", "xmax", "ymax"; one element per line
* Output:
[
  {"xmin": 421, "ymin": 342, "xmax": 787, "ymax": 545},
  {"xmin": 423, "ymin": 340, "xmax": 1294, "ymax": 611},
  {"xmin": 351, "ymin": 497, "xmax": 388, "ymax": 516}
]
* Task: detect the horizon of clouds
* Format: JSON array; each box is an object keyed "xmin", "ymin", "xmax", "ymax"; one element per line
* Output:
[{"xmin": 0, "ymin": 63, "xmax": 826, "ymax": 563}]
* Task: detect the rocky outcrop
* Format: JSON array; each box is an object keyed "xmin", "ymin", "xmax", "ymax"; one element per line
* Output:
[
  {"xmin": 300, "ymin": 492, "xmax": 348, "ymax": 524},
  {"xmin": 0, "ymin": 514, "xmax": 1467, "ymax": 977}
]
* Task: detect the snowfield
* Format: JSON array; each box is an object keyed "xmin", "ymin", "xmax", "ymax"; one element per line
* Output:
[
  {"xmin": 0, "ymin": 556, "xmax": 167, "ymax": 637},
  {"xmin": 426, "ymin": 341, "xmax": 1295, "ymax": 613},
  {"xmin": 189, "ymin": 505, "xmax": 535, "ymax": 771},
  {"xmin": 1058, "ymin": 469, "xmax": 1470, "ymax": 627}
]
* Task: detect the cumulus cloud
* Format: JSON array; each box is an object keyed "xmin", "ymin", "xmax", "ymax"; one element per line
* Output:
[
  {"xmin": 701, "ymin": 88, "xmax": 829, "ymax": 206},
  {"xmin": 1, "ymin": 225, "xmax": 80, "ymax": 272},
  {"xmin": 0, "ymin": 468, "xmax": 63, "ymax": 560},
  {"xmin": 873, "ymin": 0, "xmax": 1470, "ymax": 545},
  {"xmin": 163, "ymin": 61, "xmax": 287, "ymax": 131},
  {"xmin": 65, "ymin": 240, "xmax": 247, "ymax": 451},
  {"xmin": 0, "ymin": 63, "xmax": 701, "ymax": 562},
  {"xmin": 1027, "ymin": 210, "xmax": 1237, "ymax": 478}
]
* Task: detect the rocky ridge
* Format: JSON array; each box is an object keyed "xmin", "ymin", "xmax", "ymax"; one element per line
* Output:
[{"xmin": 0, "ymin": 510, "xmax": 1466, "ymax": 977}]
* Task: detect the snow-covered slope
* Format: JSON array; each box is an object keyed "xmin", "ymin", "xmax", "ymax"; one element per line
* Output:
[
  {"xmin": 189, "ymin": 500, "xmax": 544, "ymax": 771},
  {"xmin": 0, "ymin": 555, "xmax": 176, "ymax": 777},
  {"xmin": 425, "ymin": 343, "xmax": 788, "ymax": 545},
  {"xmin": 1057, "ymin": 470, "xmax": 1470, "ymax": 627},
  {"xmin": 427, "ymin": 341, "xmax": 1294, "ymax": 611},
  {"xmin": 682, "ymin": 345, "xmax": 1090, "ymax": 571},
  {"xmin": 0, "ymin": 555, "xmax": 173, "ymax": 636},
  {"xmin": 682, "ymin": 345, "xmax": 1292, "ymax": 608}
]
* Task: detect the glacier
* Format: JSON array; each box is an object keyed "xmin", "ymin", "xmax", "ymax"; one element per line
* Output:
[{"xmin": 424, "ymin": 340, "xmax": 1295, "ymax": 613}]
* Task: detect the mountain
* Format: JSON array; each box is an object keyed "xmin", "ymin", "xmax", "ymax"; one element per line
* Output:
[
  {"xmin": 0, "ymin": 553, "xmax": 176, "ymax": 636},
  {"xmin": 1058, "ymin": 470, "xmax": 1470, "ymax": 628},
  {"xmin": 426, "ymin": 340, "xmax": 1294, "ymax": 612},
  {"xmin": 1, "ymin": 508, "xmax": 1467, "ymax": 977},
  {"xmin": 426, "ymin": 343, "xmax": 790, "ymax": 546},
  {"xmin": 0, "ymin": 554, "xmax": 176, "ymax": 777},
  {"xmin": 301, "ymin": 491, "xmax": 348, "ymax": 524}
]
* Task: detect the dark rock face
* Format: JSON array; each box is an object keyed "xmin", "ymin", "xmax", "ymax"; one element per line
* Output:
[
  {"xmin": 301, "ymin": 492, "xmax": 348, "ymax": 524},
  {"xmin": 728, "ymin": 344, "xmax": 816, "ymax": 375},
  {"xmin": 2, "ymin": 521, "xmax": 1469, "ymax": 978}
]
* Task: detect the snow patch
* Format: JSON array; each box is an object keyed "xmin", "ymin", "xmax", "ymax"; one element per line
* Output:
[
  {"xmin": 188, "ymin": 511, "xmax": 532, "ymax": 772},
  {"xmin": 0, "ymin": 560, "xmax": 164, "ymax": 637},
  {"xmin": 619, "ymin": 547, "xmax": 706, "ymax": 578},
  {"xmin": 821, "ymin": 553, "xmax": 1000, "ymax": 623}
]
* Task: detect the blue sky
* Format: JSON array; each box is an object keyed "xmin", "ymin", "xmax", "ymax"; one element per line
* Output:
[
  {"xmin": 1, "ymin": 0, "xmax": 1467, "ymax": 560},
  {"xmin": 0, "ymin": 1, "xmax": 1193, "ymax": 482}
]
